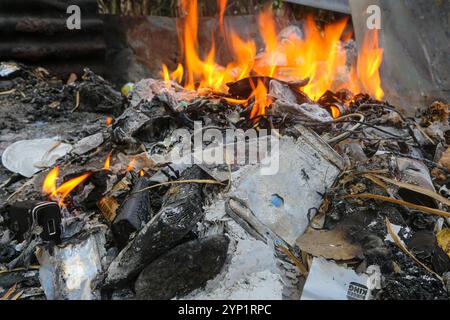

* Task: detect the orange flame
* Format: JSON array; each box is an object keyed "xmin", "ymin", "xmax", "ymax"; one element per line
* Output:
[
  {"xmin": 54, "ymin": 173, "xmax": 91, "ymax": 205},
  {"xmin": 175, "ymin": 0, "xmax": 256, "ymax": 92},
  {"xmin": 162, "ymin": 63, "xmax": 184, "ymax": 85},
  {"xmin": 250, "ymin": 80, "xmax": 272, "ymax": 120},
  {"xmin": 127, "ymin": 159, "xmax": 136, "ymax": 172},
  {"xmin": 172, "ymin": 63, "xmax": 184, "ymax": 83},
  {"xmin": 42, "ymin": 167, "xmax": 91, "ymax": 205},
  {"xmin": 139, "ymin": 170, "xmax": 145, "ymax": 177},
  {"xmin": 43, "ymin": 166, "xmax": 59, "ymax": 197},
  {"xmin": 356, "ymin": 30, "xmax": 384, "ymax": 100},
  {"xmin": 329, "ymin": 105, "xmax": 341, "ymax": 119},
  {"xmin": 103, "ymin": 152, "xmax": 111, "ymax": 170},
  {"xmin": 218, "ymin": 0, "xmax": 227, "ymax": 34},
  {"xmin": 164, "ymin": 1, "xmax": 384, "ymax": 114},
  {"xmin": 162, "ymin": 63, "xmax": 170, "ymax": 84},
  {"xmin": 257, "ymin": 10, "xmax": 279, "ymax": 78},
  {"xmin": 228, "ymin": 31, "xmax": 256, "ymax": 80},
  {"xmin": 106, "ymin": 117, "xmax": 113, "ymax": 126},
  {"xmin": 224, "ymin": 97, "xmax": 249, "ymax": 105}
]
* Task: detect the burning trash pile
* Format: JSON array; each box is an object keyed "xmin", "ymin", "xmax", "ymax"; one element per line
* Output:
[{"xmin": 1, "ymin": 2, "xmax": 449, "ymax": 300}]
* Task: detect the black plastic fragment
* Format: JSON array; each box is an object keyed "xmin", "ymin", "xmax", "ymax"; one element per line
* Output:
[
  {"xmin": 112, "ymin": 177, "xmax": 152, "ymax": 248},
  {"xmin": 135, "ymin": 234, "xmax": 229, "ymax": 300}
]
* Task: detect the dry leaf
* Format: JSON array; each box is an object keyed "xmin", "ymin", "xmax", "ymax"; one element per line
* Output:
[
  {"xmin": 421, "ymin": 101, "xmax": 449, "ymax": 126},
  {"xmin": 117, "ymin": 152, "xmax": 157, "ymax": 172},
  {"xmin": 296, "ymin": 225, "xmax": 362, "ymax": 260},
  {"xmin": 437, "ymin": 228, "xmax": 450, "ymax": 258}
]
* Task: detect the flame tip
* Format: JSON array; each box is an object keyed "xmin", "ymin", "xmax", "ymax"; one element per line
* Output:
[{"xmin": 42, "ymin": 168, "xmax": 91, "ymax": 206}]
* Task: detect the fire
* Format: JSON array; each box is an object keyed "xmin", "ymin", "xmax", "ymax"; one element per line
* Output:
[
  {"xmin": 329, "ymin": 105, "xmax": 341, "ymax": 119},
  {"xmin": 252, "ymin": 14, "xmax": 350, "ymax": 100},
  {"xmin": 355, "ymin": 30, "xmax": 384, "ymax": 100},
  {"xmin": 54, "ymin": 173, "xmax": 91, "ymax": 206},
  {"xmin": 162, "ymin": 63, "xmax": 184, "ymax": 85},
  {"xmin": 103, "ymin": 152, "xmax": 111, "ymax": 170},
  {"xmin": 250, "ymin": 80, "xmax": 272, "ymax": 120},
  {"xmin": 127, "ymin": 159, "xmax": 136, "ymax": 172},
  {"xmin": 42, "ymin": 167, "xmax": 91, "ymax": 205},
  {"xmin": 163, "ymin": 0, "xmax": 384, "ymax": 115},
  {"xmin": 218, "ymin": 0, "xmax": 227, "ymax": 34},
  {"xmin": 106, "ymin": 117, "xmax": 113, "ymax": 126},
  {"xmin": 228, "ymin": 32, "xmax": 256, "ymax": 80},
  {"xmin": 176, "ymin": 0, "xmax": 255, "ymax": 92},
  {"xmin": 257, "ymin": 10, "xmax": 279, "ymax": 78},
  {"xmin": 139, "ymin": 170, "xmax": 145, "ymax": 177},
  {"xmin": 43, "ymin": 166, "xmax": 59, "ymax": 197}
]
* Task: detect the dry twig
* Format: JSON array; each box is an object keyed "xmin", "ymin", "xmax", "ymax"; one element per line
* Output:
[
  {"xmin": 1, "ymin": 284, "xmax": 17, "ymax": 300},
  {"xmin": 134, "ymin": 179, "xmax": 225, "ymax": 194},
  {"xmin": 343, "ymin": 193, "xmax": 450, "ymax": 218},
  {"xmin": 0, "ymin": 88, "xmax": 16, "ymax": 95}
]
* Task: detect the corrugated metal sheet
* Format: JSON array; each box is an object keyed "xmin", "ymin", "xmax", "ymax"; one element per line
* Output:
[
  {"xmin": 0, "ymin": 0, "xmax": 105, "ymax": 77},
  {"xmin": 283, "ymin": 0, "xmax": 351, "ymax": 14}
]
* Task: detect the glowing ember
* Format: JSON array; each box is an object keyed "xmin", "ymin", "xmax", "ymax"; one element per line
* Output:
[
  {"xmin": 106, "ymin": 117, "xmax": 113, "ymax": 126},
  {"xmin": 127, "ymin": 159, "xmax": 136, "ymax": 172},
  {"xmin": 103, "ymin": 152, "xmax": 111, "ymax": 170},
  {"xmin": 224, "ymin": 97, "xmax": 250, "ymax": 105},
  {"xmin": 329, "ymin": 105, "xmax": 341, "ymax": 119},
  {"xmin": 42, "ymin": 167, "xmax": 91, "ymax": 205},
  {"xmin": 139, "ymin": 170, "xmax": 145, "ymax": 177},
  {"xmin": 163, "ymin": 0, "xmax": 384, "ymax": 116}
]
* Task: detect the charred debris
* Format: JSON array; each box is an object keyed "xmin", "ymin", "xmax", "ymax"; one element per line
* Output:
[{"xmin": 0, "ymin": 62, "xmax": 449, "ymax": 300}]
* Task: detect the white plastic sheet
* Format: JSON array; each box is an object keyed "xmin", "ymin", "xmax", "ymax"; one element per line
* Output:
[
  {"xmin": 301, "ymin": 258, "xmax": 371, "ymax": 300},
  {"xmin": 234, "ymin": 133, "xmax": 343, "ymax": 245},
  {"xmin": 2, "ymin": 138, "xmax": 72, "ymax": 177},
  {"xmin": 36, "ymin": 230, "xmax": 106, "ymax": 300}
]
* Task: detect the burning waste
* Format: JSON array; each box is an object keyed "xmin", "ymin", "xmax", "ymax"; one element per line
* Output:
[
  {"xmin": 0, "ymin": 0, "xmax": 449, "ymax": 302},
  {"xmin": 163, "ymin": 0, "xmax": 383, "ymax": 105}
]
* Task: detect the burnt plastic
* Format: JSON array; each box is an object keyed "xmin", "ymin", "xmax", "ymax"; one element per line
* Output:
[{"xmin": 8, "ymin": 201, "xmax": 61, "ymax": 243}]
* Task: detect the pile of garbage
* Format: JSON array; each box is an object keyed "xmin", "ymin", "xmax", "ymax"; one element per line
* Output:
[{"xmin": 0, "ymin": 62, "xmax": 449, "ymax": 300}]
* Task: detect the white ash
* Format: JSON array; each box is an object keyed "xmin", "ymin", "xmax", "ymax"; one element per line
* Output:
[
  {"xmin": 181, "ymin": 193, "xmax": 300, "ymax": 300},
  {"xmin": 184, "ymin": 270, "xmax": 283, "ymax": 300}
]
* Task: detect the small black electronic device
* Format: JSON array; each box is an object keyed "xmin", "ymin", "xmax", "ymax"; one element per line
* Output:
[{"xmin": 8, "ymin": 201, "xmax": 61, "ymax": 243}]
